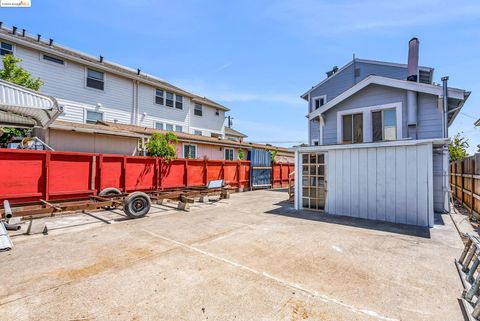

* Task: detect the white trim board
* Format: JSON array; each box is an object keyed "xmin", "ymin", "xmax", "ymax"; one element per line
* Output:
[
  {"xmin": 336, "ymin": 102, "xmax": 403, "ymax": 144},
  {"xmin": 308, "ymin": 75, "xmax": 466, "ymax": 120},
  {"xmin": 291, "ymin": 138, "xmax": 449, "ymax": 153}
]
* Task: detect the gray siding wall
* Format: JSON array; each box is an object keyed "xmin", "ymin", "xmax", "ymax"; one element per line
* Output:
[
  {"xmin": 433, "ymin": 148, "xmax": 449, "ymax": 212},
  {"xmin": 309, "ymin": 61, "xmax": 409, "ymax": 112},
  {"xmin": 417, "ymin": 93, "xmax": 443, "ymax": 139},
  {"xmin": 322, "ymin": 85, "xmax": 408, "ymax": 145},
  {"xmin": 309, "ymin": 119, "xmax": 320, "ymax": 144},
  {"xmin": 319, "ymin": 86, "xmax": 443, "ymax": 145}
]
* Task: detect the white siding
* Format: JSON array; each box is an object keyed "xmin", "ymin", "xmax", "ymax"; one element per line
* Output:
[
  {"xmin": 137, "ymin": 83, "xmax": 189, "ymax": 130},
  {"xmin": 6, "ymin": 41, "xmax": 226, "ymax": 134},
  {"xmin": 15, "ymin": 45, "xmax": 133, "ymax": 124},
  {"xmin": 324, "ymin": 143, "xmax": 434, "ymax": 227}
]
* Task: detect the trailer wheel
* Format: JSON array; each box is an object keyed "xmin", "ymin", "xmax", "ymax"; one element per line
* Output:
[
  {"xmin": 123, "ymin": 192, "xmax": 151, "ymax": 219},
  {"xmin": 99, "ymin": 187, "xmax": 122, "ymax": 210}
]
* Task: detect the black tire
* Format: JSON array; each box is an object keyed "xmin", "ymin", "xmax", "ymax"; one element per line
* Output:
[
  {"xmin": 123, "ymin": 192, "xmax": 151, "ymax": 219},
  {"xmin": 99, "ymin": 187, "xmax": 122, "ymax": 210}
]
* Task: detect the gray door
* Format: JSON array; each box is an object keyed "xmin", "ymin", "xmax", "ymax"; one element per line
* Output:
[
  {"xmin": 301, "ymin": 153, "xmax": 326, "ymax": 211},
  {"xmin": 250, "ymin": 148, "xmax": 272, "ymax": 189}
]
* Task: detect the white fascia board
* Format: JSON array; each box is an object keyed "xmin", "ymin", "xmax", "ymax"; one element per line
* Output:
[
  {"xmin": 290, "ymin": 138, "xmax": 449, "ymax": 153},
  {"xmin": 308, "ymin": 76, "xmax": 466, "ymax": 120}
]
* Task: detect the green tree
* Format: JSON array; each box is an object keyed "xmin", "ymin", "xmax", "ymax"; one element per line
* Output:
[
  {"xmin": 449, "ymin": 133, "xmax": 469, "ymax": 162},
  {"xmin": 146, "ymin": 132, "xmax": 178, "ymax": 161},
  {"xmin": 270, "ymin": 150, "xmax": 278, "ymax": 163},
  {"xmin": 237, "ymin": 149, "xmax": 245, "ymax": 160},
  {"xmin": 0, "ymin": 54, "xmax": 43, "ymax": 90},
  {"xmin": 0, "ymin": 54, "xmax": 43, "ymax": 145}
]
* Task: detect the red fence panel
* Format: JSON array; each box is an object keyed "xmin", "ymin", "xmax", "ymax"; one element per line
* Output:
[
  {"xmin": 125, "ymin": 156, "xmax": 156, "ymax": 191},
  {"xmin": 207, "ymin": 161, "xmax": 223, "ymax": 182},
  {"xmin": 161, "ymin": 159, "xmax": 186, "ymax": 188},
  {"xmin": 0, "ymin": 149, "xmax": 46, "ymax": 203},
  {"xmin": 99, "ymin": 155, "xmax": 124, "ymax": 191},
  {"xmin": 187, "ymin": 159, "xmax": 205, "ymax": 187},
  {"xmin": 0, "ymin": 149, "xmax": 260, "ymax": 204},
  {"xmin": 272, "ymin": 162, "xmax": 294, "ymax": 188},
  {"xmin": 48, "ymin": 151, "xmax": 96, "ymax": 200}
]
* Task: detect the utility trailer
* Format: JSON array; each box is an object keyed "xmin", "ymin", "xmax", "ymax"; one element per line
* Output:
[{"xmin": 0, "ymin": 180, "xmax": 233, "ymax": 220}]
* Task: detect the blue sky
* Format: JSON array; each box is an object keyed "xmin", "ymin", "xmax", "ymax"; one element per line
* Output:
[{"xmin": 2, "ymin": 0, "xmax": 480, "ymax": 151}]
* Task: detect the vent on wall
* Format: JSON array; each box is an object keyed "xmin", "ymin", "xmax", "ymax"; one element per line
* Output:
[{"xmin": 419, "ymin": 70, "xmax": 432, "ymax": 84}]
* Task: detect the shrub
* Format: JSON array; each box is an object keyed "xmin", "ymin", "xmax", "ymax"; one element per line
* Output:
[{"xmin": 146, "ymin": 132, "xmax": 178, "ymax": 161}]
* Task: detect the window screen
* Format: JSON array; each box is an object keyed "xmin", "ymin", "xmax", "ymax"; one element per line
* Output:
[
  {"xmin": 342, "ymin": 114, "xmax": 353, "ymax": 144},
  {"xmin": 86, "ymin": 69, "xmax": 104, "ymax": 90},
  {"xmin": 372, "ymin": 111, "xmax": 382, "ymax": 142},
  {"xmin": 194, "ymin": 103, "xmax": 203, "ymax": 116},
  {"xmin": 175, "ymin": 95, "xmax": 183, "ymax": 109},
  {"xmin": 184, "ymin": 145, "xmax": 197, "ymax": 159},
  {"xmin": 0, "ymin": 42, "xmax": 13, "ymax": 56},
  {"xmin": 383, "ymin": 109, "xmax": 396, "ymax": 140},
  {"xmin": 155, "ymin": 89, "xmax": 164, "ymax": 105},
  {"xmin": 165, "ymin": 124, "xmax": 174, "ymax": 131},
  {"xmin": 155, "ymin": 122, "xmax": 164, "ymax": 130},
  {"xmin": 166, "ymin": 92, "xmax": 174, "ymax": 107},
  {"xmin": 43, "ymin": 54, "xmax": 64, "ymax": 65},
  {"xmin": 224, "ymin": 148, "xmax": 234, "ymax": 161},
  {"xmin": 86, "ymin": 110, "xmax": 103, "ymax": 124}
]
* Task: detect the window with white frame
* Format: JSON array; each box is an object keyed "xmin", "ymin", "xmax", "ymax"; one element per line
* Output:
[
  {"xmin": 166, "ymin": 92, "xmax": 174, "ymax": 107},
  {"xmin": 183, "ymin": 144, "xmax": 197, "ymax": 159},
  {"xmin": 175, "ymin": 125, "xmax": 183, "ymax": 133},
  {"xmin": 313, "ymin": 95, "xmax": 326, "ymax": 110},
  {"xmin": 224, "ymin": 148, "xmax": 234, "ymax": 161},
  {"xmin": 86, "ymin": 110, "xmax": 103, "ymax": 124},
  {"xmin": 372, "ymin": 108, "xmax": 396, "ymax": 142},
  {"xmin": 42, "ymin": 54, "xmax": 64, "ymax": 65},
  {"xmin": 194, "ymin": 103, "xmax": 203, "ymax": 116},
  {"xmin": 342, "ymin": 113, "xmax": 363, "ymax": 144},
  {"xmin": 155, "ymin": 89, "xmax": 164, "ymax": 105},
  {"xmin": 194, "ymin": 130, "xmax": 202, "ymax": 136},
  {"xmin": 165, "ymin": 123, "xmax": 174, "ymax": 131},
  {"xmin": 86, "ymin": 68, "xmax": 104, "ymax": 90},
  {"xmin": 0, "ymin": 42, "xmax": 13, "ymax": 56},
  {"xmin": 154, "ymin": 122, "xmax": 164, "ymax": 130},
  {"xmin": 175, "ymin": 95, "xmax": 183, "ymax": 109}
]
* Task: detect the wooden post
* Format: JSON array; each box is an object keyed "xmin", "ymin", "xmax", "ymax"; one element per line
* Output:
[
  {"xmin": 185, "ymin": 159, "xmax": 189, "ymax": 187},
  {"xmin": 98, "ymin": 154, "xmax": 103, "ymax": 192},
  {"xmin": 280, "ymin": 163, "xmax": 283, "ymax": 188},
  {"xmin": 122, "ymin": 156, "xmax": 127, "ymax": 193},
  {"xmin": 204, "ymin": 159, "xmax": 208, "ymax": 186},
  {"xmin": 237, "ymin": 161, "xmax": 241, "ymax": 189},
  {"xmin": 44, "ymin": 151, "xmax": 50, "ymax": 201},
  {"xmin": 159, "ymin": 158, "xmax": 164, "ymax": 190}
]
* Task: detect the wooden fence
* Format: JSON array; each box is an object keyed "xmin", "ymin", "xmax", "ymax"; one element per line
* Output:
[{"xmin": 450, "ymin": 153, "xmax": 480, "ymax": 217}]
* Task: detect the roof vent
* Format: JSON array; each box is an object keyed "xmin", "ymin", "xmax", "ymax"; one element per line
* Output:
[
  {"xmin": 12, "ymin": 26, "xmax": 17, "ymax": 35},
  {"xmin": 99, "ymin": 55, "xmax": 104, "ymax": 63},
  {"xmin": 37, "ymin": 34, "xmax": 41, "ymax": 42},
  {"xmin": 326, "ymin": 66, "xmax": 339, "ymax": 78},
  {"xmin": 49, "ymin": 38, "xmax": 53, "ymax": 46},
  {"xmin": 21, "ymin": 29, "xmax": 25, "ymax": 37}
]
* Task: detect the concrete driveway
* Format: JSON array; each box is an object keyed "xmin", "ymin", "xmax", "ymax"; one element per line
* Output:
[{"xmin": 1, "ymin": 190, "xmax": 465, "ymax": 321}]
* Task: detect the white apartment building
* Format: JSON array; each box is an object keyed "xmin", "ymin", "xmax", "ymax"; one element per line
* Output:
[{"xmin": 0, "ymin": 24, "xmax": 228, "ymax": 138}]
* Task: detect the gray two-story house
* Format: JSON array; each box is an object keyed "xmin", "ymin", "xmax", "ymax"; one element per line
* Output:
[{"xmin": 293, "ymin": 38, "xmax": 470, "ymax": 227}]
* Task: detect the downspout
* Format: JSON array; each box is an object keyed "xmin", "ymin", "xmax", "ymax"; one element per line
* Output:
[
  {"xmin": 441, "ymin": 76, "xmax": 450, "ymax": 213},
  {"xmin": 442, "ymin": 76, "xmax": 449, "ymax": 138}
]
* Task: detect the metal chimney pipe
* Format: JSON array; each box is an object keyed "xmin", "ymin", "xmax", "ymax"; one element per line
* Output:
[{"xmin": 407, "ymin": 37, "xmax": 419, "ymax": 82}]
